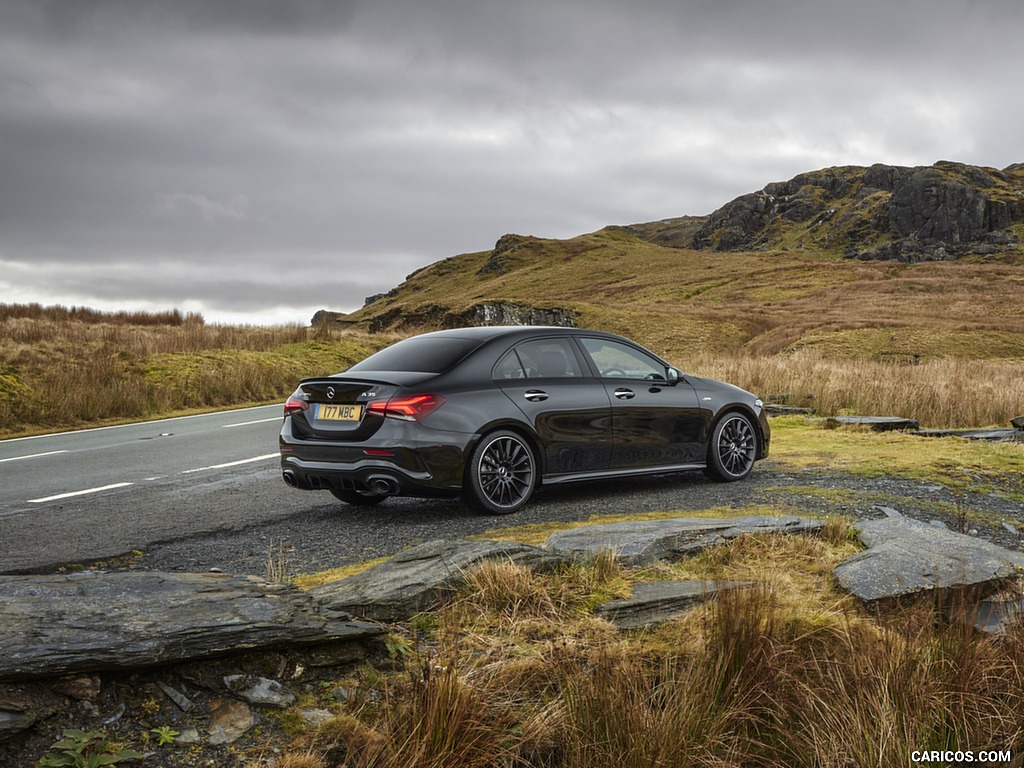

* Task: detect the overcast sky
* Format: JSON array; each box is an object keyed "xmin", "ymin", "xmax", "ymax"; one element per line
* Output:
[{"xmin": 1, "ymin": 0, "xmax": 1021, "ymax": 325}]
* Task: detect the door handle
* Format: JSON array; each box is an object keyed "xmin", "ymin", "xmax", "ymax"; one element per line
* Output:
[
  {"xmin": 614, "ymin": 388, "xmax": 635, "ymax": 400},
  {"xmin": 524, "ymin": 390, "xmax": 549, "ymax": 402}
]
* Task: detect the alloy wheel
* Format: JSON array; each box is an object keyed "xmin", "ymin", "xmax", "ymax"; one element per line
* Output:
[
  {"xmin": 717, "ymin": 415, "xmax": 757, "ymax": 477},
  {"xmin": 477, "ymin": 435, "xmax": 535, "ymax": 510}
]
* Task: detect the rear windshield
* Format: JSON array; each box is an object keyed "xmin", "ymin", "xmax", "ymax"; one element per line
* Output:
[{"xmin": 347, "ymin": 337, "xmax": 482, "ymax": 374}]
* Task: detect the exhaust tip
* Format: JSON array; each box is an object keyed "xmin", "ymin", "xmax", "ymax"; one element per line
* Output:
[
  {"xmin": 282, "ymin": 471, "xmax": 298, "ymax": 488},
  {"xmin": 368, "ymin": 476, "xmax": 399, "ymax": 495}
]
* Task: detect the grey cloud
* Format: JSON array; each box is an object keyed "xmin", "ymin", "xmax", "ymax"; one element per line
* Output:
[{"xmin": 1, "ymin": 0, "xmax": 1021, "ymax": 323}]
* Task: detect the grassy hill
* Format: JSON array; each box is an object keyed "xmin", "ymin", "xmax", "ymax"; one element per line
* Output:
[{"xmin": 345, "ymin": 225, "xmax": 1024, "ymax": 363}]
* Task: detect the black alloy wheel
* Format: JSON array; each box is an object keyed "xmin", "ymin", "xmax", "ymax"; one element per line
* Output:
[
  {"xmin": 705, "ymin": 413, "xmax": 757, "ymax": 482},
  {"xmin": 463, "ymin": 430, "xmax": 537, "ymax": 514}
]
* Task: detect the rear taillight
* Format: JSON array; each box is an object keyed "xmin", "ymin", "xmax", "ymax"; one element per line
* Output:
[
  {"xmin": 284, "ymin": 394, "xmax": 309, "ymax": 415},
  {"xmin": 367, "ymin": 394, "xmax": 445, "ymax": 422}
]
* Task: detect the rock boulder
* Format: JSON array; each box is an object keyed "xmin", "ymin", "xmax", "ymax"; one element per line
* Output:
[
  {"xmin": 0, "ymin": 571, "xmax": 383, "ymax": 682},
  {"xmin": 312, "ymin": 539, "xmax": 570, "ymax": 622},
  {"xmin": 834, "ymin": 517, "xmax": 1024, "ymax": 603}
]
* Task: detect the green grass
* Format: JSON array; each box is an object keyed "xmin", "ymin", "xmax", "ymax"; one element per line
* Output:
[{"xmin": 769, "ymin": 416, "xmax": 1024, "ymax": 496}]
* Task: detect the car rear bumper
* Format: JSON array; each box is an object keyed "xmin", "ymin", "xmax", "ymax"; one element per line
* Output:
[{"xmin": 279, "ymin": 417, "xmax": 471, "ymax": 497}]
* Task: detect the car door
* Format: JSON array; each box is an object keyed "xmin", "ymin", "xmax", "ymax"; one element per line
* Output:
[
  {"xmin": 493, "ymin": 337, "xmax": 613, "ymax": 477},
  {"xmin": 575, "ymin": 336, "xmax": 705, "ymax": 469}
]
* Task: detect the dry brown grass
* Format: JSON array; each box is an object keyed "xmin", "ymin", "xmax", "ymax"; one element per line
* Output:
[
  {"xmin": 688, "ymin": 349, "xmax": 1024, "ymax": 428},
  {"xmin": 300, "ymin": 533, "xmax": 1024, "ymax": 767},
  {"xmin": 0, "ymin": 308, "xmax": 392, "ymax": 436}
]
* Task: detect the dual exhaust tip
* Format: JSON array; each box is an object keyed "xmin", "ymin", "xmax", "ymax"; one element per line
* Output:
[{"xmin": 282, "ymin": 470, "xmax": 398, "ymax": 495}]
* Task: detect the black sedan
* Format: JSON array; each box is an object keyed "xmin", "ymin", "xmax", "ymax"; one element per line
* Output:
[{"xmin": 280, "ymin": 326, "xmax": 769, "ymax": 514}]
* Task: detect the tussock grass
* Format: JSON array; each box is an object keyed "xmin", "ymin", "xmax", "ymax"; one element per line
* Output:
[
  {"xmin": 0, "ymin": 306, "xmax": 390, "ymax": 436},
  {"xmin": 689, "ymin": 350, "xmax": 1024, "ymax": 428},
  {"xmin": 288, "ymin": 531, "xmax": 1024, "ymax": 767}
]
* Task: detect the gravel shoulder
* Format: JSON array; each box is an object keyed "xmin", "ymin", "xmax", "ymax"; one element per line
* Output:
[{"xmin": 128, "ymin": 457, "xmax": 1024, "ymax": 579}]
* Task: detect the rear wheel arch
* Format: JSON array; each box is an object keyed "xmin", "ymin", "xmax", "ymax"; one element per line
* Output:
[{"xmin": 465, "ymin": 421, "xmax": 546, "ymax": 480}]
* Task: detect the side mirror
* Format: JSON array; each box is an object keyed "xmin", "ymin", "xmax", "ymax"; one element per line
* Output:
[{"xmin": 666, "ymin": 367, "xmax": 682, "ymax": 384}]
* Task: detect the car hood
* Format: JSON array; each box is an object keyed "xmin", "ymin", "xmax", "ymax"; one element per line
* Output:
[{"xmin": 686, "ymin": 375, "xmax": 759, "ymax": 403}]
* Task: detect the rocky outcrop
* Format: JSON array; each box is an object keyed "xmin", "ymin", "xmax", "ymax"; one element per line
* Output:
[
  {"xmin": 0, "ymin": 571, "xmax": 382, "ymax": 682},
  {"xmin": 693, "ymin": 161, "xmax": 1024, "ymax": 261},
  {"xmin": 467, "ymin": 301, "xmax": 578, "ymax": 327},
  {"xmin": 312, "ymin": 539, "xmax": 570, "ymax": 622},
  {"xmin": 542, "ymin": 515, "xmax": 824, "ymax": 566},
  {"xmin": 309, "ymin": 309, "xmax": 352, "ymax": 326},
  {"xmin": 367, "ymin": 301, "xmax": 577, "ymax": 333},
  {"xmin": 477, "ymin": 234, "xmax": 537, "ymax": 276}
]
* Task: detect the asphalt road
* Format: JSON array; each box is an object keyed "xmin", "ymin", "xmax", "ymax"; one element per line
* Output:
[
  {"xmin": 0, "ymin": 402, "xmax": 778, "ymax": 575},
  {"xmin": 7, "ymin": 407, "xmax": 1020, "ymax": 579},
  {"xmin": 0, "ymin": 404, "xmax": 296, "ymax": 573}
]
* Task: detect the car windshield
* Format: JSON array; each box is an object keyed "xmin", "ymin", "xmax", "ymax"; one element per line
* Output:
[{"xmin": 347, "ymin": 336, "xmax": 482, "ymax": 374}]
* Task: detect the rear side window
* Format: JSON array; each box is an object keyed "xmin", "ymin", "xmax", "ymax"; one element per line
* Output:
[
  {"xmin": 512, "ymin": 338, "xmax": 583, "ymax": 379},
  {"xmin": 493, "ymin": 349, "xmax": 526, "ymax": 380},
  {"xmin": 347, "ymin": 337, "xmax": 481, "ymax": 373}
]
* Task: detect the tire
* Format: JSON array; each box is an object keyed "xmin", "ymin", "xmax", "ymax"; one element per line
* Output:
[
  {"xmin": 462, "ymin": 430, "xmax": 538, "ymax": 515},
  {"xmin": 330, "ymin": 488, "xmax": 388, "ymax": 506},
  {"xmin": 704, "ymin": 412, "xmax": 758, "ymax": 482}
]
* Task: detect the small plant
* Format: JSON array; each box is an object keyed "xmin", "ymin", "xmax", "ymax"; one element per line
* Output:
[
  {"xmin": 37, "ymin": 729, "xmax": 143, "ymax": 767},
  {"xmin": 952, "ymin": 492, "xmax": 971, "ymax": 534},
  {"xmin": 266, "ymin": 538, "xmax": 290, "ymax": 582},
  {"xmin": 138, "ymin": 697, "xmax": 161, "ymax": 717},
  {"xmin": 150, "ymin": 725, "xmax": 180, "ymax": 746},
  {"xmin": 385, "ymin": 632, "xmax": 413, "ymax": 660}
]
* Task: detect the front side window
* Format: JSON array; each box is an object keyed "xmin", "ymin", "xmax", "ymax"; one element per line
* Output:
[
  {"xmin": 513, "ymin": 339, "xmax": 583, "ymax": 379},
  {"xmin": 579, "ymin": 338, "xmax": 666, "ymax": 380}
]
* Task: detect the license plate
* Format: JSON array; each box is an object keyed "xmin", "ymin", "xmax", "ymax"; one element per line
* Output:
[{"xmin": 316, "ymin": 403, "xmax": 363, "ymax": 422}]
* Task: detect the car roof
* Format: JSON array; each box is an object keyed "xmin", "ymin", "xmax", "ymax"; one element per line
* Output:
[{"xmin": 410, "ymin": 326, "xmax": 622, "ymax": 342}]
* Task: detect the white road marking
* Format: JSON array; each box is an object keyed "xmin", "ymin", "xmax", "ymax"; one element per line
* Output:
[
  {"xmin": 0, "ymin": 450, "xmax": 68, "ymax": 464},
  {"xmin": 1, "ymin": 403, "xmax": 284, "ymax": 444},
  {"xmin": 180, "ymin": 453, "xmax": 279, "ymax": 474},
  {"xmin": 221, "ymin": 417, "xmax": 281, "ymax": 428},
  {"xmin": 28, "ymin": 482, "xmax": 134, "ymax": 504}
]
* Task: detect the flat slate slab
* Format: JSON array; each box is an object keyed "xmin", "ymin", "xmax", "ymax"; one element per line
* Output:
[
  {"xmin": 824, "ymin": 415, "xmax": 921, "ymax": 431},
  {"xmin": 312, "ymin": 539, "xmax": 569, "ymax": 622},
  {"xmin": 834, "ymin": 517, "xmax": 1024, "ymax": 603},
  {"xmin": 0, "ymin": 572, "xmax": 383, "ymax": 682},
  {"xmin": 594, "ymin": 579, "xmax": 753, "ymax": 629},
  {"xmin": 914, "ymin": 428, "xmax": 1024, "ymax": 443},
  {"xmin": 969, "ymin": 595, "xmax": 1024, "ymax": 634},
  {"xmin": 542, "ymin": 515, "xmax": 824, "ymax": 566}
]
